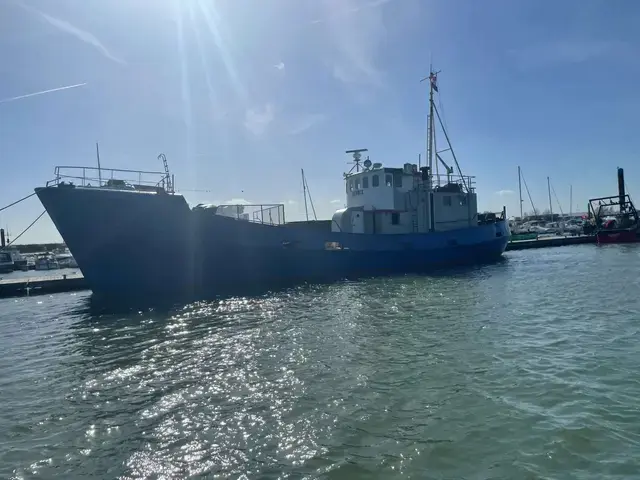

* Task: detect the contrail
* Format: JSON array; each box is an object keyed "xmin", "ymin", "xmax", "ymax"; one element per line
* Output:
[
  {"xmin": 0, "ymin": 82, "xmax": 87, "ymax": 104},
  {"xmin": 17, "ymin": 3, "xmax": 125, "ymax": 65}
]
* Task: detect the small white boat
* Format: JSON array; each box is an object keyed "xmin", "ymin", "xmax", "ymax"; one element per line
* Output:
[{"xmin": 55, "ymin": 253, "xmax": 78, "ymax": 268}]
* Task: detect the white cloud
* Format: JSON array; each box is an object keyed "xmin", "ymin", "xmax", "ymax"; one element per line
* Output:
[
  {"xmin": 244, "ymin": 103, "xmax": 275, "ymax": 136},
  {"xmin": 496, "ymin": 190, "xmax": 515, "ymax": 196},
  {"xmin": 287, "ymin": 113, "xmax": 326, "ymax": 135},
  {"xmin": 508, "ymin": 40, "xmax": 629, "ymax": 70},
  {"xmin": 223, "ymin": 198, "xmax": 252, "ymax": 205},
  {"xmin": 330, "ymin": 199, "xmax": 343, "ymax": 204},
  {"xmin": 312, "ymin": 0, "xmax": 395, "ymax": 24},
  {"xmin": 20, "ymin": 3, "xmax": 125, "ymax": 64},
  {"xmin": 274, "ymin": 62, "xmax": 285, "ymax": 70},
  {"xmin": 287, "ymin": 200, "xmax": 297, "ymax": 205},
  {"xmin": 318, "ymin": 0, "xmax": 390, "ymax": 87}
]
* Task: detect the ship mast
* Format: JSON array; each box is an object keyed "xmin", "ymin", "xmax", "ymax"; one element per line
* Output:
[
  {"xmin": 421, "ymin": 68, "xmax": 469, "ymax": 193},
  {"xmin": 421, "ymin": 67, "xmax": 439, "ymax": 180}
]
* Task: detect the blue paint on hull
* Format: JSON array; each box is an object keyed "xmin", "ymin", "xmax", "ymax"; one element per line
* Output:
[{"xmin": 36, "ymin": 187, "xmax": 509, "ymax": 301}]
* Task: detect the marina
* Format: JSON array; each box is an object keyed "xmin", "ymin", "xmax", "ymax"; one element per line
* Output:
[
  {"xmin": 3, "ymin": 2, "xmax": 640, "ymax": 478},
  {"xmin": 506, "ymin": 234, "xmax": 595, "ymax": 250}
]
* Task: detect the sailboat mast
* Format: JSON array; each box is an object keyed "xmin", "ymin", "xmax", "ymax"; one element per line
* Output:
[
  {"xmin": 547, "ymin": 176, "xmax": 553, "ymax": 221},
  {"xmin": 301, "ymin": 169, "xmax": 309, "ymax": 222},
  {"xmin": 569, "ymin": 185, "xmax": 572, "ymax": 218},
  {"xmin": 518, "ymin": 166, "xmax": 523, "ymax": 219}
]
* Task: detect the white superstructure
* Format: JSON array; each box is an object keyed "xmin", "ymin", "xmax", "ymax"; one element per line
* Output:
[{"xmin": 331, "ymin": 151, "xmax": 478, "ymax": 235}]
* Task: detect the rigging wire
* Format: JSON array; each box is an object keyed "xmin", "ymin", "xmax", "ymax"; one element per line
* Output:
[
  {"xmin": 437, "ymin": 95, "xmax": 450, "ymax": 140},
  {"xmin": 432, "ymin": 102, "xmax": 468, "ymax": 193},
  {"xmin": 0, "ymin": 192, "xmax": 36, "ymax": 213},
  {"xmin": 625, "ymin": 181, "xmax": 634, "ymax": 204},
  {"xmin": 303, "ymin": 173, "xmax": 318, "ymax": 221},
  {"xmin": 175, "ymin": 189, "xmax": 214, "ymax": 193},
  {"xmin": 519, "ymin": 168, "xmax": 538, "ymax": 216},
  {"xmin": 549, "ymin": 181, "xmax": 565, "ymax": 217},
  {"xmin": 0, "ymin": 210, "xmax": 46, "ymax": 250}
]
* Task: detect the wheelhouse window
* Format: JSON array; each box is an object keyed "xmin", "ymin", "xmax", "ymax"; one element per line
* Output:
[
  {"xmin": 394, "ymin": 173, "xmax": 403, "ymax": 188},
  {"xmin": 372, "ymin": 175, "xmax": 379, "ymax": 187},
  {"xmin": 362, "ymin": 176, "xmax": 369, "ymax": 188},
  {"xmin": 349, "ymin": 180, "xmax": 353, "ymax": 191},
  {"xmin": 385, "ymin": 174, "xmax": 393, "ymax": 187},
  {"xmin": 443, "ymin": 195, "xmax": 452, "ymax": 206},
  {"xmin": 391, "ymin": 212, "xmax": 400, "ymax": 225},
  {"xmin": 459, "ymin": 195, "xmax": 467, "ymax": 206},
  {"xmin": 355, "ymin": 179, "xmax": 361, "ymax": 190}
]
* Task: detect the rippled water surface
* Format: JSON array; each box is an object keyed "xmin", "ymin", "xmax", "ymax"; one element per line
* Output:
[{"xmin": 2, "ymin": 245, "xmax": 640, "ymax": 479}]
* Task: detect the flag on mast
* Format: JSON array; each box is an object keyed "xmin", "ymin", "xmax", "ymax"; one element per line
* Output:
[{"xmin": 429, "ymin": 72, "xmax": 438, "ymax": 92}]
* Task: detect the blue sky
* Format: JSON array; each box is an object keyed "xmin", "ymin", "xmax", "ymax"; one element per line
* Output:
[{"xmin": 1, "ymin": 0, "xmax": 640, "ymax": 243}]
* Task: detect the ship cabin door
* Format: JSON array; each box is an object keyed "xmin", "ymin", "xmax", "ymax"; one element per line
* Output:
[{"xmin": 351, "ymin": 210, "xmax": 365, "ymax": 234}]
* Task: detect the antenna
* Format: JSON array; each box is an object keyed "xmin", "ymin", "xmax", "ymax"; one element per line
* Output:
[{"xmin": 345, "ymin": 148, "xmax": 368, "ymax": 174}]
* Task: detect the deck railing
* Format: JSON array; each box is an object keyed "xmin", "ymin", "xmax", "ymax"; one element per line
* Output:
[
  {"xmin": 431, "ymin": 173, "xmax": 476, "ymax": 192},
  {"xmin": 478, "ymin": 207, "xmax": 507, "ymax": 225},
  {"xmin": 46, "ymin": 166, "xmax": 174, "ymax": 193},
  {"xmin": 200, "ymin": 203, "xmax": 286, "ymax": 226}
]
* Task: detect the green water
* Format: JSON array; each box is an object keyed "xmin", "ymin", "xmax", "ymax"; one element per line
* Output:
[{"xmin": 1, "ymin": 245, "xmax": 640, "ymax": 479}]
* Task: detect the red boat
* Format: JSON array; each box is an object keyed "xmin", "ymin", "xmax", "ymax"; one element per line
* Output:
[
  {"xmin": 596, "ymin": 228, "xmax": 639, "ymax": 244},
  {"xmin": 588, "ymin": 168, "xmax": 640, "ymax": 245}
]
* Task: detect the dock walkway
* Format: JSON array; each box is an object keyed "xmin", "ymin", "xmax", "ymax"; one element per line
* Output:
[
  {"xmin": 0, "ymin": 272, "xmax": 88, "ymax": 299},
  {"xmin": 506, "ymin": 234, "xmax": 595, "ymax": 251}
]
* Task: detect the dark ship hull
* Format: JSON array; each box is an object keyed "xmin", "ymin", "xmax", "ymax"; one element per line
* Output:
[{"xmin": 36, "ymin": 185, "xmax": 509, "ymax": 302}]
